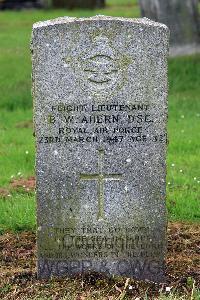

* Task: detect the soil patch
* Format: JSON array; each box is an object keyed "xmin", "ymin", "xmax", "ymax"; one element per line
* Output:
[
  {"xmin": 0, "ymin": 177, "xmax": 35, "ymax": 198},
  {"xmin": 10, "ymin": 177, "xmax": 35, "ymax": 193},
  {"xmin": 0, "ymin": 188, "xmax": 10, "ymax": 198},
  {"xmin": 0, "ymin": 222, "xmax": 199, "ymax": 299}
]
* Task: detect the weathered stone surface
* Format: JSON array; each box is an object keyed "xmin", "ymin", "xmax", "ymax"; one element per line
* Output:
[
  {"xmin": 52, "ymin": 0, "xmax": 105, "ymax": 9},
  {"xmin": 139, "ymin": 0, "xmax": 200, "ymax": 56},
  {"xmin": 31, "ymin": 16, "xmax": 169, "ymax": 282}
]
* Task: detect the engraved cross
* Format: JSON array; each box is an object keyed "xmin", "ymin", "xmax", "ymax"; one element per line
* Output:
[{"xmin": 80, "ymin": 149, "xmax": 123, "ymax": 220}]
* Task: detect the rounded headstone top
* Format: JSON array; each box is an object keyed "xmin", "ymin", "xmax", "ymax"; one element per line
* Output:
[{"xmin": 33, "ymin": 15, "xmax": 169, "ymax": 32}]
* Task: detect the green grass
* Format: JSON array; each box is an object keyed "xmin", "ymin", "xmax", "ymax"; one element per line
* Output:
[
  {"xmin": 0, "ymin": 2, "xmax": 200, "ymax": 233},
  {"xmin": 167, "ymin": 55, "xmax": 200, "ymax": 221},
  {"xmin": 0, "ymin": 194, "xmax": 35, "ymax": 233},
  {"xmin": 0, "ymin": 110, "xmax": 34, "ymax": 185}
]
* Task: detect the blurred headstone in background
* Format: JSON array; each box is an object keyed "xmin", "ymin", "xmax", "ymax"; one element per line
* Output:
[
  {"xmin": 139, "ymin": 0, "xmax": 200, "ymax": 56},
  {"xmin": 52, "ymin": 0, "xmax": 105, "ymax": 9},
  {"xmin": 0, "ymin": 0, "xmax": 105, "ymax": 9},
  {"xmin": 0, "ymin": 0, "xmax": 43, "ymax": 9}
]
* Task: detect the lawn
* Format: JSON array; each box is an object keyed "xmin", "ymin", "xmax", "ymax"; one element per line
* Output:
[{"xmin": 0, "ymin": 1, "xmax": 200, "ymax": 234}]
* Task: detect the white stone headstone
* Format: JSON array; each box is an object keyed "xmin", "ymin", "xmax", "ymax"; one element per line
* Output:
[{"xmin": 32, "ymin": 16, "xmax": 169, "ymax": 282}]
